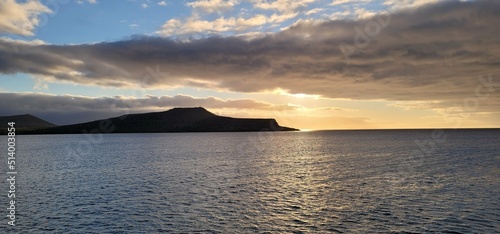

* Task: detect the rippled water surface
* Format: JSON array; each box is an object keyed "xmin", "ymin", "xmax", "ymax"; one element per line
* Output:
[{"xmin": 1, "ymin": 130, "xmax": 499, "ymax": 233}]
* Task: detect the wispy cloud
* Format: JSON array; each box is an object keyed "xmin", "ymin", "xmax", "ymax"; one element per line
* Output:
[
  {"xmin": 251, "ymin": 0, "xmax": 315, "ymax": 13},
  {"xmin": 0, "ymin": 0, "xmax": 52, "ymax": 36},
  {"xmin": 77, "ymin": 0, "xmax": 98, "ymax": 4},
  {"xmin": 160, "ymin": 0, "xmax": 319, "ymax": 37},
  {"xmin": 383, "ymin": 0, "xmax": 441, "ymax": 10},
  {"xmin": 331, "ymin": 0, "xmax": 373, "ymax": 6},
  {"xmin": 187, "ymin": 0, "xmax": 239, "ymax": 13},
  {"xmin": 158, "ymin": 14, "xmax": 270, "ymax": 36},
  {"xmin": 305, "ymin": 8, "xmax": 324, "ymax": 16}
]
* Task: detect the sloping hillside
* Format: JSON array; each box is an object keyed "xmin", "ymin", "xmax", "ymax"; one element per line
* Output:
[{"xmin": 23, "ymin": 107, "xmax": 297, "ymax": 134}]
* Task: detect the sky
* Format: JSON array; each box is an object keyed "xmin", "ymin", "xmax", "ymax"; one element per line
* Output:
[{"xmin": 0, "ymin": 0, "xmax": 499, "ymax": 130}]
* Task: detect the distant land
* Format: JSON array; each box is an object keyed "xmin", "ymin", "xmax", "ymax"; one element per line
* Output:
[
  {"xmin": 0, "ymin": 114, "xmax": 57, "ymax": 131},
  {"xmin": 0, "ymin": 107, "xmax": 298, "ymax": 134}
]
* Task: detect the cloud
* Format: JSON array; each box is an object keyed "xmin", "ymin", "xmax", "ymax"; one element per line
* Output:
[
  {"xmin": 331, "ymin": 0, "xmax": 373, "ymax": 6},
  {"xmin": 187, "ymin": 0, "xmax": 239, "ymax": 13},
  {"xmin": 251, "ymin": 0, "xmax": 315, "ymax": 13},
  {"xmin": 78, "ymin": 0, "xmax": 98, "ymax": 4},
  {"xmin": 157, "ymin": 10, "xmax": 299, "ymax": 36},
  {"xmin": 383, "ymin": 0, "xmax": 441, "ymax": 10},
  {"xmin": 0, "ymin": 92, "xmax": 298, "ymax": 125},
  {"xmin": 158, "ymin": 14, "xmax": 269, "ymax": 36},
  {"xmin": 0, "ymin": 37, "xmax": 46, "ymax": 45},
  {"xmin": 0, "ymin": 0, "xmax": 52, "ymax": 36},
  {"xmin": 305, "ymin": 8, "xmax": 324, "ymax": 16},
  {"xmin": 1, "ymin": 0, "xmax": 499, "ymax": 114},
  {"xmin": 160, "ymin": 0, "xmax": 314, "ymax": 36},
  {"xmin": 141, "ymin": 3, "xmax": 149, "ymax": 8},
  {"xmin": 158, "ymin": 1, "xmax": 167, "ymax": 6},
  {"xmin": 353, "ymin": 7, "xmax": 376, "ymax": 19}
]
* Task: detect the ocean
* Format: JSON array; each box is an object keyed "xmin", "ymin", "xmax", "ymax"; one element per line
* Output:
[{"xmin": 1, "ymin": 130, "xmax": 499, "ymax": 233}]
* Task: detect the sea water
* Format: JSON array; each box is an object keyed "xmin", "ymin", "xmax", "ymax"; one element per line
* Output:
[{"xmin": 0, "ymin": 130, "xmax": 498, "ymax": 233}]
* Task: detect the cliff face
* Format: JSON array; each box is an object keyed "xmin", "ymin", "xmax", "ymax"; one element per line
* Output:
[{"xmin": 24, "ymin": 107, "xmax": 298, "ymax": 134}]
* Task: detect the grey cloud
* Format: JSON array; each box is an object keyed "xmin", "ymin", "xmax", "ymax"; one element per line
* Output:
[
  {"xmin": 1, "ymin": 0, "xmax": 500, "ymax": 111},
  {"xmin": 0, "ymin": 93, "xmax": 296, "ymax": 125}
]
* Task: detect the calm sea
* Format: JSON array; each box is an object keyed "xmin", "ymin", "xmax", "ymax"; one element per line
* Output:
[{"xmin": 1, "ymin": 130, "xmax": 499, "ymax": 233}]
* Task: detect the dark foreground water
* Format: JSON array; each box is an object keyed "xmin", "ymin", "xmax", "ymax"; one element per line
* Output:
[{"xmin": 0, "ymin": 130, "xmax": 499, "ymax": 233}]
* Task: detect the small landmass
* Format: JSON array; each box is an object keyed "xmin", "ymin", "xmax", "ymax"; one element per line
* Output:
[
  {"xmin": 1, "ymin": 107, "xmax": 298, "ymax": 134},
  {"xmin": 0, "ymin": 114, "xmax": 57, "ymax": 134}
]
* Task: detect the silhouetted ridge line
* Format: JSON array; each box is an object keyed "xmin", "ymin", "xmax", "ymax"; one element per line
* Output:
[
  {"xmin": 0, "ymin": 114, "xmax": 57, "ymax": 130},
  {"xmin": 18, "ymin": 107, "xmax": 298, "ymax": 134}
]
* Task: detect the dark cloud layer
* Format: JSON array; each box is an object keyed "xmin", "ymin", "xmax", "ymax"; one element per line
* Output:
[
  {"xmin": 1, "ymin": 0, "xmax": 499, "ymax": 111},
  {"xmin": 0, "ymin": 93, "xmax": 295, "ymax": 125}
]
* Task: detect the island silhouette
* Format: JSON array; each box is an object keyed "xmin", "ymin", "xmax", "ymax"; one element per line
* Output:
[
  {"xmin": 0, "ymin": 114, "xmax": 57, "ymax": 134},
  {"xmin": 1, "ymin": 107, "xmax": 298, "ymax": 134}
]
